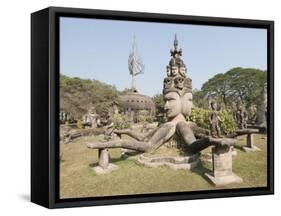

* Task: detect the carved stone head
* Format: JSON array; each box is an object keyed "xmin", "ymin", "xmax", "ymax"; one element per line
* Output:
[
  {"xmin": 163, "ymin": 35, "xmax": 193, "ymax": 120},
  {"xmin": 164, "ymin": 91, "xmax": 193, "ymax": 119}
]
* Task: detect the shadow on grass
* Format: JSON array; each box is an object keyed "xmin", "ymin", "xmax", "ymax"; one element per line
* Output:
[
  {"xmin": 191, "ymin": 161, "xmax": 212, "ymax": 182},
  {"xmin": 88, "ymin": 156, "xmax": 132, "ymax": 168},
  {"xmin": 233, "ymin": 144, "xmax": 244, "ymax": 151}
]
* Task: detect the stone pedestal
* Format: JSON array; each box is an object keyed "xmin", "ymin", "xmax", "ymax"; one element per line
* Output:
[
  {"xmin": 231, "ymin": 146, "xmax": 238, "ymax": 156},
  {"xmin": 242, "ymin": 133, "xmax": 260, "ymax": 152},
  {"xmin": 98, "ymin": 148, "xmax": 109, "ymax": 169},
  {"xmin": 92, "ymin": 148, "xmax": 118, "ymax": 175},
  {"xmin": 205, "ymin": 146, "xmax": 243, "ymax": 186},
  {"xmin": 137, "ymin": 153, "xmax": 200, "ymax": 170}
]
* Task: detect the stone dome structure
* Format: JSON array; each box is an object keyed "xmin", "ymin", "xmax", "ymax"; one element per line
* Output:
[
  {"xmin": 119, "ymin": 90, "xmax": 155, "ymax": 123},
  {"xmin": 117, "ymin": 36, "xmax": 155, "ymax": 123}
]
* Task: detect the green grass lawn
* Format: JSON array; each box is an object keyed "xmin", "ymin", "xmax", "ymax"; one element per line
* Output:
[{"xmin": 60, "ymin": 133, "xmax": 267, "ymax": 199}]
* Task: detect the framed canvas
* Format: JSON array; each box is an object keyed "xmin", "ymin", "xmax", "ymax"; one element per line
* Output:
[{"xmin": 31, "ymin": 6, "xmax": 274, "ymax": 208}]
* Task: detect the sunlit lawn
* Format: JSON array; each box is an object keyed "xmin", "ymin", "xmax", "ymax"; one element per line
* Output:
[{"xmin": 60, "ymin": 133, "xmax": 267, "ymax": 199}]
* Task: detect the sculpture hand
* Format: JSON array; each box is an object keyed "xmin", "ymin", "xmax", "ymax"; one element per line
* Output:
[{"xmin": 209, "ymin": 137, "xmax": 236, "ymax": 147}]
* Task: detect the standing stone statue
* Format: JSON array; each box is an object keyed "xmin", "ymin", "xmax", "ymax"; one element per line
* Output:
[
  {"xmin": 82, "ymin": 114, "xmax": 92, "ymax": 128},
  {"xmin": 209, "ymin": 101, "xmax": 222, "ymax": 138},
  {"xmin": 104, "ymin": 115, "xmax": 115, "ymax": 141},
  {"xmin": 256, "ymin": 83, "xmax": 267, "ymax": 127},
  {"xmin": 88, "ymin": 108, "xmax": 99, "ymax": 128},
  {"xmin": 59, "ymin": 111, "xmax": 67, "ymax": 124},
  {"xmin": 235, "ymin": 102, "xmax": 248, "ymax": 129}
]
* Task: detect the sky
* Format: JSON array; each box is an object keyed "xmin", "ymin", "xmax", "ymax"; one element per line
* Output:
[{"xmin": 60, "ymin": 17, "xmax": 267, "ymax": 97}]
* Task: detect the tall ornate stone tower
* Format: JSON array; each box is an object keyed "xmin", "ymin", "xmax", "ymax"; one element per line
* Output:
[{"xmin": 163, "ymin": 34, "xmax": 192, "ymax": 96}]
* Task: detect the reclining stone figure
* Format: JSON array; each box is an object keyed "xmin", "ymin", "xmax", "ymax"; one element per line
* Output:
[{"xmin": 87, "ymin": 35, "xmax": 235, "ymax": 154}]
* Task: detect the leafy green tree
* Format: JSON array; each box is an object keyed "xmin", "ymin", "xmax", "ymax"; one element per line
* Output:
[
  {"xmin": 60, "ymin": 74, "xmax": 120, "ymax": 119},
  {"xmin": 200, "ymin": 67, "xmax": 267, "ymax": 109},
  {"xmin": 193, "ymin": 88, "xmax": 208, "ymax": 108},
  {"xmin": 201, "ymin": 73, "xmax": 231, "ymax": 105}
]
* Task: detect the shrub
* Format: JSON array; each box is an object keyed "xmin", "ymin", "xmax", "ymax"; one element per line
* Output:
[
  {"xmin": 190, "ymin": 107, "xmax": 237, "ymax": 135},
  {"xmin": 219, "ymin": 109, "xmax": 237, "ymax": 134},
  {"xmin": 190, "ymin": 107, "xmax": 210, "ymax": 130},
  {"xmin": 112, "ymin": 113, "xmax": 130, "ymax": 129}
]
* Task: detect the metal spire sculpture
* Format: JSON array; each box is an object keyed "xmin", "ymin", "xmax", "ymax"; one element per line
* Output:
[
  {"xmin": 128, "ymin": 35, "xmax": 145, "ymax": 91},
  {"xmin": 170, "ymin": 33, "xmax": 182, "ymax": 57}
]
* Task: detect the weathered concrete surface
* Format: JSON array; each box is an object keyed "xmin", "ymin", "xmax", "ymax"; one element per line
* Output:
[
  {"xmin": 92, "ymin": 164, "xmax": 119, "ymax": 175},
  {"xmin": 137, "ymin": 153, "xmax": 199, "ymax": 170},
  {"xmin": 242, "ymin": 133, "xmax": 261, "ymax": 152},
  {"xmin": 205, "ymin": 146, "xmax": 243, "ymax": 186},
  {"xmin": 92, "ymin": 149, "xmax": 119, "ymax": 175}
]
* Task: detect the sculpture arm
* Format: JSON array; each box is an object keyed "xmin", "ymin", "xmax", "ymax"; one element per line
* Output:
[
  {"xmin": 114, "ymin": 129, "xmax": 146, "ymax": 141},
  {"xmin": 176, "ymin": 121, "xmax": 235, "ymax": 154},
  {"xmin": 186, "ymin": 121, "xmax": 210, "ymax": 136},
  {"xmin": 226, "ymin": 128, "xmax": 259, "ymax": 138},
  {"xmin": 87, "ymin": 123, "xmax": 176, "ymax": 153}
]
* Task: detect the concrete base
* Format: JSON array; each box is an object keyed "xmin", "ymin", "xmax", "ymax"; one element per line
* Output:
[
  {"xmin": 231, "ymin": 149, "xmax": 238, "ymax": 156},
  {"xmin": 242, "ymin": 146, "xmax": 261, "ymax": 152},
  {"xmin": 137, "ymin": 154, "xmax": 200, "ymax": 170},
  {"xmin": 92, "ymin": 163, "xmax": 119, "ymax": 175},
  {"xmin": 205, "ymin": 172, "xmax": 243, "ymax": 186},
  {"xmin": 202, "ymin": 149, "xmax": 237, "ymax": 163}
]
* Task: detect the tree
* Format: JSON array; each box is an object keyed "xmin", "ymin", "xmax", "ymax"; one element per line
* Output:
[
  {"xmin": 190, "ymin": 107, "xmax": 237, "ymax": 135},
  {"xmin": 152, "ymin": 93, "xmax": 165, "ymax": 115},
  {"xmin": 201, "ymin": 73, "xmax": 231, "ymax": 105},
  {"xmin": 193, "ymin": 88, "xmax": 208, "ymax": 108},
  {"xmin": 60, "ymin": 74, "xmax": 120, "ymax": 119},
  {"xmin": 200, "ymin": 67, "xmax": 267, "ymax": 109}
]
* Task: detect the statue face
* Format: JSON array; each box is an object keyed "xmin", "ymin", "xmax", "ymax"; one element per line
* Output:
[
  {"xmin": 171, "ymin": 66, "xmax": 178, "ymax": 76},
  {"xmin": 164, "ymin": 92, "xmax": 182, "ymax": 119},
  {"xmin": 181, "ymin": 92, "xmax": 193, "ymax": 116},
  {"xmin": 164, "ymin": 92, "xmax": 193, "ymax": 119},
  {"xmin": 179, "ymin": 67, "xmax": 186, "ymax": 76},
  {"xmin": 166, "ymin": 66, "xmax": 171, "ymax": 76}
]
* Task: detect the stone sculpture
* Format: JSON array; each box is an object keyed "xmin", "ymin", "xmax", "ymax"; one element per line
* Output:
[
  {"xmin": 235, "ymin": 102, "xmax": 248, "ymax": 129},
  {"xmin": 205, "ymin": 145, "xmax": 243, "ymax": 186},
  {"xmin": 87, "ymin": 35, "xmax": 236, "ymax": 173},
  {"xmin": 256, "ymin": 83, "xmax": 267, "ymax": 128},
  {"xmin": 209, "ymin": 101, "xmax": 222, "ymax": 138}
]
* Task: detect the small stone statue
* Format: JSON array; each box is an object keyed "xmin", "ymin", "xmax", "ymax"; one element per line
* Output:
[
  {"xmin": 235, "ymin": 102, "xmax": 248, "ymax": 129},
  {"xmin": 59, "ymin": 111, "xmax": 67, "ymax": 124},
  {"xmin": 209, "ymin": 101, "xmax": 222, "ymax": 138},
  {"xmin": 103, "ymin": 113, "xmax": 115, "ymax": 141},
  {"xmin": 82, "ymin": 114, "xmax": 92, "ymax": 128}
]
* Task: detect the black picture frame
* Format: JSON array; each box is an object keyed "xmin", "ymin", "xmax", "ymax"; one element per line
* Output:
[{"xmin": 31, "ymin": 6, "xmax": 274, "ymax": 209}]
